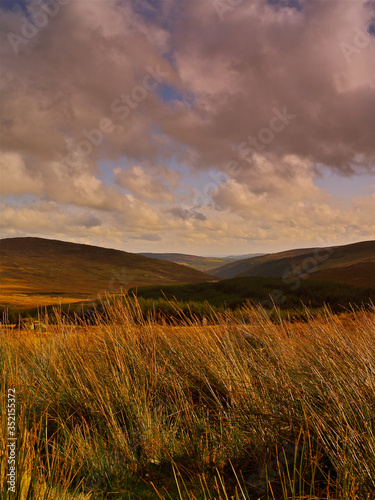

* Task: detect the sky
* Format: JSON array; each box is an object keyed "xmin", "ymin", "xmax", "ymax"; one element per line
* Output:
[{"xmin": 0, "ymin": 0, "xmax": 374, "ymax": 256}]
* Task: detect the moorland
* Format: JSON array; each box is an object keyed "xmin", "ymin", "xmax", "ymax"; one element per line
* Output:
[{"xmin": 1, "ymin": 237, "xmax": 375, "ymax": 499}]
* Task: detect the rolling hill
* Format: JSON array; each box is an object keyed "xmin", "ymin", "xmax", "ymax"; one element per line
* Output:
[
  {"xmin": 210, "ymin": 241, "xmax": 375, "ymax": 287},
  {"xmin": 209, "ymin": 248, "xmax": 317, "ymax": 279},
  {"xmin": 0, "ymin": 237, "xmax": 216, "ymax": 302}
]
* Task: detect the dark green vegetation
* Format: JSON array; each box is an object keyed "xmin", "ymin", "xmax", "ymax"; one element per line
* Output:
[
  {"xmin": 210, "ymin": 240, "xmax": 375, "ymax": 287},
  {"xmin": 0, "ymin": 237, "xmax": 216, "ymax": 297},
  {"xmin": 130, "ymin": 276, "xmax": 375, "ymax": 316},
  {"xmin": 2, "ymin": 301, "xmax": 375, "ymax": 499},
  {"xmin": 10, "ymin": 274, "xmax": 372, "ymax": 325}
]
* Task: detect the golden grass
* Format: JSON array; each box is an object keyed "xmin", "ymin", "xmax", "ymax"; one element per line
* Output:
[
  {"xmin": 1, "ymin": 298, "xmax": 375, "ymax": 499},
  {"xmin": 0, "ymin": 293, "xmax": 91, "ymax": 309}
]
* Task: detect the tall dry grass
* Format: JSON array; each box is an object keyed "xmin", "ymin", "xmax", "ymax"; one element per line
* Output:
[{"xmin": 1, "ymin": 297, "xmax": 375, "ymax": 499}]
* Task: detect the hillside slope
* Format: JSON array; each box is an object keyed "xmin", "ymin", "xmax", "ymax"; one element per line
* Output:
[
  {"xmin": 210, "ymin": 248, "xmax": 316, "ymax": 279},
  {"xmin": 0, "ymin": 237, "xmax": 216, "ymax": 296},
  {"xmin": 210, "ymin": 241, "xmax": 375, "ymax": 287}
]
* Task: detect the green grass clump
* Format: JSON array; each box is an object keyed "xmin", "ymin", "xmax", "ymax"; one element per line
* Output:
[{"xmin": 1, "ymin": 298, "xmax": 375, "ymax": 499}]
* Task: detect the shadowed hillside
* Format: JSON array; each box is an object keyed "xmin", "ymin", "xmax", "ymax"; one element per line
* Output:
[
  {"xmin": 209, "ymin": 248, "xmax": 315, "ymax": 279},
  {"xmin": 210, "ymin": 241, "xmax": 375, "ymax": 287}
]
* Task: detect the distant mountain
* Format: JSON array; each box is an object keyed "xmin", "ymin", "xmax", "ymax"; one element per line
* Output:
[
  {"xmin": 138, "ymin": 252, "xmax": 265, "ymax": 271},
  {"xmin": 210, "ymin": 241, "xmax": 375, "ymax": 287},
  {"xmin": 138, "ymin": 252, "xmax": 234, "ymax": 272},
  {"xmin": 0, "ymin": 237, "xmax": 216, "ymax": 297},
  {"xmin": 224, "ymin": 253, "xmax": 265, "ymax": 261}
]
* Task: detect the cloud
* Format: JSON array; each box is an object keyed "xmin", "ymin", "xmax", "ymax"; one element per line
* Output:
[
  {"xmin": 0, "ymin": 0, "xmax": 174, "ymax": 168},
  {"xmin": 131, "ymin": 233, "xmax": 162, "ymax": 241},
  {"xmin": 0, "ymin": 152, "xmax": 43, "ymax": 196},
  {"xmin": 2, "ymin": 0, "xmax": 373, "ymax": 175},
  {"xmin": 155, "ymin": 0, "xmax": 375, "ymax": 172},
  {"xmin": 114, "ymin": 165, "xmax": 175, "ymax": 202},
  {"xmin": 0, "ymin": 199, "xmax": 162, "ymax": 247},
  {"xmin": 0, "ymin": 0, "xmax": 374, "ymax": 254},
  {"xmin": 210, "ymin": 154, "xmax": 328, "ymax": 217},
  {"xmin": 167, "ymin": 206, "xmax": 207, "ymax": 221}
]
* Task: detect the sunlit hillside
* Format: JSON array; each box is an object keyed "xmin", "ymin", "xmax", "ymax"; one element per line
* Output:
[{"xmin": 0, "ymin": 237, "xmax": 216, "ymax": 308}]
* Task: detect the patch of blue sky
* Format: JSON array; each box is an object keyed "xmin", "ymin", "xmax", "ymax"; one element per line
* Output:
[
  {"xmin": 103, "ymin": 150, "xmax": 227, "ymax": 205},
  {"xmin": 98, "ymin": 157, "xmax": 157, "ymax": 198},
  {"xmin": 314, "ymin": 171, "xmax": 375, "ymax": 199},
  {"xmin": 156, "ymin": 83, "xmax": 194, "ymax": 109},
  {"xmin": 167, "ymin": 159, "xmax": 224, "ymax": 204},
  {"xmin": 1, "ymin": 0, "xmax": 28, "ymax": 13},
  {"xmin": 131, "ymin": 0, "xmax": 162, "ymax": 23},
  {"xmin": 368, "ymin": 20, "xmax": 375, "ymax": 37},
  {"xmin": 131, "ymin": 0, "xmax": 180, "ymax": 34},
  {"xmin": 151, "ymin": 125, "xmax": 163, "ymax": 136},
  {"xmin": 267, "ymin": 0, "xmax": 303, "ymax": 12},
  {"xmin": 97, "ymin": 160, "xmax": 116, "ymax": 186},
  {"xmin": 2, "ymin": 194, "xmax": 42, "ymax": 205}
]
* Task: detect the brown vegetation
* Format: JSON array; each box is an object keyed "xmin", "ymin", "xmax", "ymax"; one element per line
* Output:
[{"xmin": 1, "ymin": 299, "xmax": 375, "ymax": 499}]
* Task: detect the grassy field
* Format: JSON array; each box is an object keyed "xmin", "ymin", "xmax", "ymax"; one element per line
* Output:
[
  {"xmin": 0, "ymin": 293, "xmax": 92, "ymax": 310},
  {"xmin": 2, "ymin": 275, "xmax": 374, "ymax": 327},
  {"xmin": 1, "ymin": 298, "xmax": 375, "ymax": 499}
]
